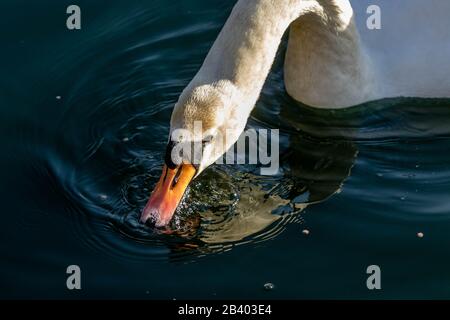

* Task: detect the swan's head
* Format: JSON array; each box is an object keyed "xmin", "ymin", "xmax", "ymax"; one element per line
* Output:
[{"xmin": 141, "ymin": 80, "xmax": 247, "ymax": 227}]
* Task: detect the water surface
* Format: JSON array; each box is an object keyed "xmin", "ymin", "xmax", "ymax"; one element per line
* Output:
[{"xmin": 1, "ymin": 0, "xmax": 450, "ymax": 299}]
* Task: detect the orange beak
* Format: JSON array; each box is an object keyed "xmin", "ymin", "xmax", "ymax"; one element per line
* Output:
[{"xmin": 140, "ymin": 164, "xmax": 196, "ymax": 227}]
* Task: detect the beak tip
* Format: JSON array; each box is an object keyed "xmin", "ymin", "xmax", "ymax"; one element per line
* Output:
[
  {"xmin": 140, "ymin": 163, "xmax": 196, "ymax": 228},
  {"xmin": 139, "ymin": 213, "xmax": 149, "ymax": 224},
  {"xmin": 140, "ymin": 204, "xmax": 155, "ymax": 224},
  {"xmin": 140, "ymin": 206, "xmax": 172, "ymax": 227}
]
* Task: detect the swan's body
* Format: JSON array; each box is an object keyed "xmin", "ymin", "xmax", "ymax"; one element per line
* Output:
[{"xmin": 142, "ymin": 0, "xmax": 450, "ymax": 226}]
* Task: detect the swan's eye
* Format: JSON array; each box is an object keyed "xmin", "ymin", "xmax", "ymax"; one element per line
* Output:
[
  {"xmin": 202, "ymin": 135, "xmax": 214, "ymax": 145},
  {"xmin": 164, "ymin": 141, "xmax": 178, "ymax": 169}
]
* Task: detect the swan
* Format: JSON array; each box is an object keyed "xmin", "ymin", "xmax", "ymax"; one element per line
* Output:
[{"xmin": 141, "ymin": 0, "xmax": 450, "ymax": 227}]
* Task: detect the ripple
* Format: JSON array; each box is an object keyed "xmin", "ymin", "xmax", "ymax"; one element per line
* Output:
[{"xmin": 22, "ymin": 3, "xmax": 450, "ymax": 264}]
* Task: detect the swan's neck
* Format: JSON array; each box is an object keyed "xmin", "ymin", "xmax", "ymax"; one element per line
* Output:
[
  {"xmin": 190, "ymin": 0, "xmax": 375, "ymax": 111},
  {"xmin": 285, "ymin": 1, "xmax": 378, "ymax": 107}
]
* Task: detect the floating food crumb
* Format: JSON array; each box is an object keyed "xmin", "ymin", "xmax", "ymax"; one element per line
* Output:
[
  {"xmin": 56, "ymin": 96, "xmax": 61, "ymax": 100},
  {"xmin": 264, "ymin": 283, "xmax": 275, "ymax": 291},
  {"xmin": 302, "ymin": 229, "xmax": 310, "ymax": 235},
  {"xmin": 122, "ymin": 137, "xmax": 130, "ymax": 142},
  {"xmin": 417, "ymin": 232, "xmax": 424, "ymax": 238}
]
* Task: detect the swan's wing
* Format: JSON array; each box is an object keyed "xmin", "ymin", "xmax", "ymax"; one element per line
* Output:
[{"xmin": 351, "ymin": 0, "xmax": 450, "ymax": 98}]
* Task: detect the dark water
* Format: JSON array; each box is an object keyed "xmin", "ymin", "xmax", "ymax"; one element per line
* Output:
[{"xmin": 2, "ymin": 0, "xmax": 450, "ymax": 299}]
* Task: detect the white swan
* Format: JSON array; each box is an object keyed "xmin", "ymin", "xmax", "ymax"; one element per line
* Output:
[{"xmin": 141, "ymin": 0, "xmax": 450, "ymax": 226}]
